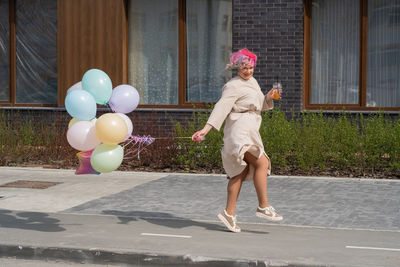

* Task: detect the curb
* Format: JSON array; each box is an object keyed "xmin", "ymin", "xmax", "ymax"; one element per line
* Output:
[{"xmin": 0, "ymin": 244, "xmax": 330, "ymax": 267}]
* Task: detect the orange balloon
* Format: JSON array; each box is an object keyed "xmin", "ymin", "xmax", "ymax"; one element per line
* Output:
[{"xmin": 95, "ymin": 113, "xmax": 128, "ymax": 144}]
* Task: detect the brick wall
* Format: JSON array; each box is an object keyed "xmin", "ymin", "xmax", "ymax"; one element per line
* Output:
[
  {"xmin": 0, "ymin": 108, "xmax": 196, "ymax": 137},
  {"xmin": 233, "ymin": 0, "xmax": 304, "ymax": 113},
  {"xmin": 128, "ymin": 109, "xmax": 196, "ymax": 137}
]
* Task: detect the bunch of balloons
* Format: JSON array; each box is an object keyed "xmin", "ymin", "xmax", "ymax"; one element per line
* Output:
[{"xmin": 65, "ymin": 68, "xmax": 140, "ymax": 174}]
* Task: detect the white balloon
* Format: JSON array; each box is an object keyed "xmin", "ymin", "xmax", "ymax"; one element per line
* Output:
[{"xmin": 67, "ymin": 121, "xmax": 101, "ymax": 151}]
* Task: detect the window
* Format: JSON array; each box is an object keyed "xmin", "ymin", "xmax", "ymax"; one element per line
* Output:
[
  {"xmin": 0, "ymin": 1, "xmax": 10, "ymax": 102},
  {"xmin": 128, "ymin": 0, "xmax": 232, "ymax": 106},
  {"xmin": 1, "ymin": 0, "xmax": 57, "ymax": 106},
  {"xmin": 366, "ymin": 0, "xmax": 400, "ymax": 107},
  {"xmin": 304, "ymin": 0, "xmax": 400, "ymax": 110}
]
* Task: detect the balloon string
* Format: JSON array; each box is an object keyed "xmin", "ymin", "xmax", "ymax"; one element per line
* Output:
[
  {"xmin": 122, "ymin": 135, "xmax": 201, "ymax": 160},
  {"xmin": 122, "ymin": 135, "xmax": 155, "ymax": 160},
  {"xmin": 106, "ymin": 102, "xmax": 115, "ymax": 112},
  {"xmin": 122, "ymin": 135, "xmax": 137, "ymax": 148},
  {"xmin": 152, "ymin": 136, "xmax": 192, "ymax": 139}
]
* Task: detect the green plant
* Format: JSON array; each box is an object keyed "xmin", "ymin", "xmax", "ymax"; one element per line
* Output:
[
  {"xmin": 0, "ymin": 107, "xmax": 398, "ymax": 178},
  {"xmin": 170, "ymin": 107, "xmax": 399, "ymax": 178},
  {"xmin": 360, "ymin": 113, "xmax": 400, "ymax": 173},
  {"xmin": 291, "ymin": 111, "xmax": 331, "ymax": 171},
  {"xmin": 329, "ymin": 113, "xmax": 361, "ymax": 171},
  {"xmin": 260, "ymin": 109, "xmax": 296, "ymax": 167}
]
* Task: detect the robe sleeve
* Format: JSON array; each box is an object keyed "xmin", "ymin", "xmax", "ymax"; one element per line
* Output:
[
  {"xmin": 206, "ymin": 84, "xmax": 240, "ymax": 131},
  {"xmin": 262, "ymin": 95, "xmax": 274, "ymax": 111}
]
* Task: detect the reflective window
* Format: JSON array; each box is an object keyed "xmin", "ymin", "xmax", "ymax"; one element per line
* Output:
[
  {"xmin": 186, "ymin": 0, "xmax": 232, "ymax": 103},
  {"xmin": 308, "ymin": 0, "xmax": 400, "ymax": 109},
  {"xmin": 15, "ymin": 0, "xmax": 57, "ymax": 104},
  {"xmin": 310, "ymin": 0, "xmax": 360, "ymax": 104},
  {"xmin": 0, "ymin": 1, "xmax": 9, "ymax": 101},
  {"xmin": 128, "ymin": 0, "xmax": 179, "ymax": 105},
  {"xmin": 128, "ymin": 0, "xmax": 232, "ymax": 105},
  {"xmin": 366, "ymin": 0, "xmax": 400, "ymax": 107}
]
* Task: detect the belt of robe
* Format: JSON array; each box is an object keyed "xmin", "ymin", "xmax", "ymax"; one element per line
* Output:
[{"xmin": 231, "ymin": 110, "xmax": 261, "ymax": 115}]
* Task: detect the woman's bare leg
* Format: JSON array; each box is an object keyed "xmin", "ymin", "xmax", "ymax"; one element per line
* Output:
[
  {"xmin": 225, "ymin": 165, "xmax": 248, "ymax": 216},
  {"xmin": 243, "ymin": 152, "xmax": 269, "ymax": 208}
]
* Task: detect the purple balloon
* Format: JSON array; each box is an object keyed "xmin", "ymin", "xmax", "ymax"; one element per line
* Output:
[{"xmin": 109, "ymin": 85, "xmax": 140, "ymax": 114}]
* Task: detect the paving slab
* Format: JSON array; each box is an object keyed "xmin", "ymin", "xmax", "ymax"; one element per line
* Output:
[
  {"xmin": 65, "ymin": 174, "xmax": 400, "ymax": 231},
  {"xmin": 0, "ymin": 167, "xmax": 168, "ymax": 212}
]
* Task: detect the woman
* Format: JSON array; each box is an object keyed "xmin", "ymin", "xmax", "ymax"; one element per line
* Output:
[{"xmin": 191, "ymin": 48, "xmax": 283, "ymax": 233}]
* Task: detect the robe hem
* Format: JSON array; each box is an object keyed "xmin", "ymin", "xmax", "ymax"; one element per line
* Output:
[{"xmin": 225, "ymin": 145, "xmax": 271, "ymax": 181}]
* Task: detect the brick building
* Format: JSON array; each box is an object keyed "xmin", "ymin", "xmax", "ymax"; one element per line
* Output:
[{"xmin": 0, "ymin": 0, "xmax": 399, "ymax": 136}]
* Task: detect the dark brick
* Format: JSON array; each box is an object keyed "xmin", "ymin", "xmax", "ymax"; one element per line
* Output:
[{"xmin": 233, "ymin": 0, "xmax": 304, "ymax": 113}]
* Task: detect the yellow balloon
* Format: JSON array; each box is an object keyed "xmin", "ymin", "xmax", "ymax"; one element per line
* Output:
[
  {"xmin": 95, "ymin": 113, "xmax": 128, "ymax": 144},
  {"xmin": 69, "ymin": 118, "xmax": 97, "ymax": 128},
  {"xmin": 68, "ymin": 118, "xmax": 80, "ymax": 128}
]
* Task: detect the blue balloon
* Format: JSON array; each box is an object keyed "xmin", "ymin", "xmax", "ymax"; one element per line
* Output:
[
  {"xmin": 65, "ymin": 90, "xmax": 97, "ymax": 121},
  {"xmin": 82, "ymin": 69, "xmax": 112, "ymax": 105}
]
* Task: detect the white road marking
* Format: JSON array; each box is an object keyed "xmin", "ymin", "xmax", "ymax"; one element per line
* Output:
[
  {"xmin": 346, "ymin": 246, "xmax": 400, "ymax": 252},
  {"xmin": 141, "ymin": 233, "xmax": 192, "ymax": 238}
]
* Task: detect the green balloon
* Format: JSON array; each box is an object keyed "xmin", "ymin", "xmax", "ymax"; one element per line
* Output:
[
  {"xmin": 90, "ymin": 144, "xmax": 124, "ymax": 173},
  {"xmin": 82, "ymin": 69, "xmax": 113, "ymax": 105}
]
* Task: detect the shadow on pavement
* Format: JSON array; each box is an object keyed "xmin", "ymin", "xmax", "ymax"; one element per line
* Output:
[
  {"xmin": 0, "ymin": 209, "xmax": 65, "ymax": 232},
  {"xmin": 102, "ymin": 210, "xmax": 269, "ymax": 234}
]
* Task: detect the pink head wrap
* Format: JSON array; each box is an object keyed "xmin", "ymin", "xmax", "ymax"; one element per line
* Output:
[{"xmin": 226, "ymin": 48, "xmax": 257, "ymax": 70}]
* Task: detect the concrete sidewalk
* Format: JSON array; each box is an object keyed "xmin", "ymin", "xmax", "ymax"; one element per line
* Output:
[{"xmin": 0, "ymin": 167, "xmax": 400, "ymax": 266}]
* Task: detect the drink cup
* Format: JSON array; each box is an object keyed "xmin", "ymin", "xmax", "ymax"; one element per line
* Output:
[{"xmin": 272, "ymin": 82, "xmax": 282, "ymax": 100}]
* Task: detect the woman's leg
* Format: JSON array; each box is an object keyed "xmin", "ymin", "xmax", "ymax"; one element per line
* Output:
[
  {"xmin": 243, "ymin": 152, "xmax": 269, "ymax": 208},
  {"xmin": 225, "ymin": 165, "xmax": 248, "ymax": 216}
]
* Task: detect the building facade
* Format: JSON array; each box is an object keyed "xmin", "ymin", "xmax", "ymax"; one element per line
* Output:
[{"xmin": 0, "ymin": 0, "xmax": 399, "ymax": 135}]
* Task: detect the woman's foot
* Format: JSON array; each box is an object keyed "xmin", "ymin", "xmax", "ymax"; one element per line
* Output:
[
  {"xmin": 255, "ymin": 205, "xmax": 283, "ymax": 221},
  {"xmin": 217, "ymin": 210, "xmax": 241, "ymax": 233}
]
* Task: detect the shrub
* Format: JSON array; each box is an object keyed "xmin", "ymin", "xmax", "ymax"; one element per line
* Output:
[
  {"xmin": 0, "ymin": 108, "xmax": 398, "ymax": 178},
  {"xmin": 171, "ymin": 108, "xmax": 400, "ymax": 178}
]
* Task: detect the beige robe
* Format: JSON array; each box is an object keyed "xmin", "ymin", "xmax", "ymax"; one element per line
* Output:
[{"xmin": 207, "ymin": 76, "xmax": 274, "ymax": 181}]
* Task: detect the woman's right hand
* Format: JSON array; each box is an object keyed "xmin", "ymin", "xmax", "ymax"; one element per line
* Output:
[{"xmin": 192, "ymin": 124, "xmax": 212, "ymax": 142}]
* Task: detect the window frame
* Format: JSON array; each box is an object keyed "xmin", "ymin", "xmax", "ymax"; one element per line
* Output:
[
  {"xmin": 0, "ymin": 0, "xmax": 57, "ymax": 107},
  {"xmin": 303, "ymin": 0, "xmax": 400, "ymax": 111},
  {"xmin": 1, "ymin": 0, "xmax": 232, "ymax": 108},
  {"xmin": 133, "ymin": 0, "xmax": 231, "ymax": 109}
]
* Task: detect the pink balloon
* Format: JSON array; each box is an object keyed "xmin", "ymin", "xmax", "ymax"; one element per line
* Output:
[
  {"xmin": 67, "ymin": 121, "xmax": 101, "ymax": 151},
  {"xmin": 109, "ymin": 85, "xmax": 140, "ymax": 114},
  {"xmin": 116, "ymin": 113, "xmax": 133, "ymax": 141},
  {"xmin": 75, "ymin": 150, "xmax": 100, "ymax": 175}
]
